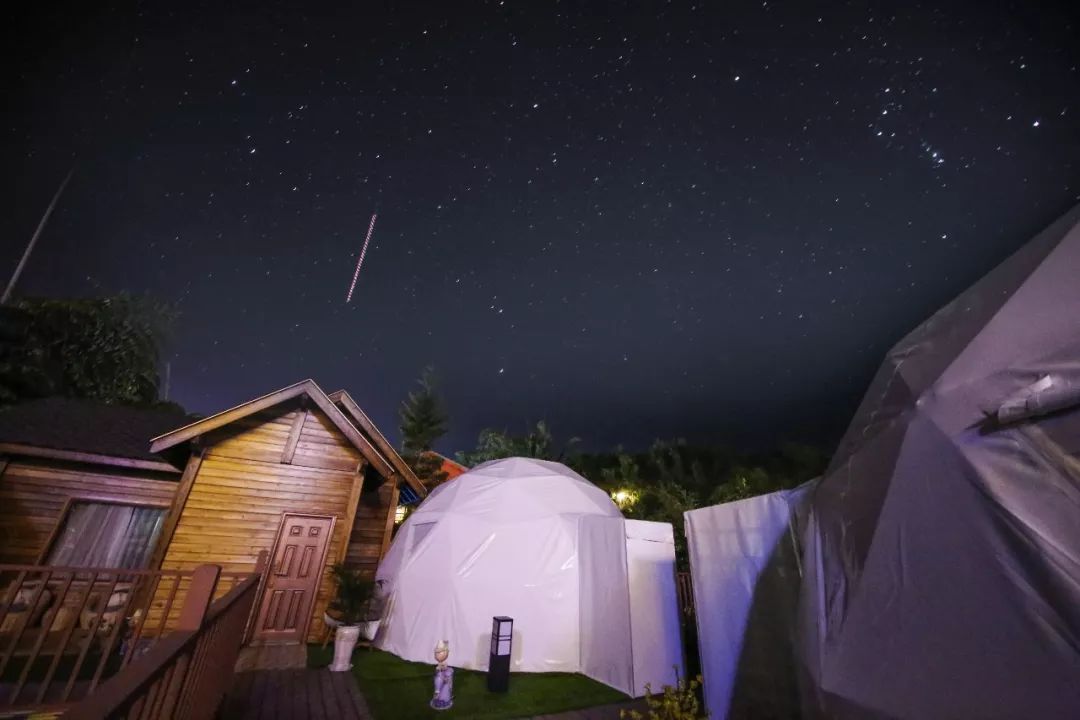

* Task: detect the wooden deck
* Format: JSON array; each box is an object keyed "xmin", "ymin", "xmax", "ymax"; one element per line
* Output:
[
  {"xmin": 220, "ymin": 666, "xmax": 644, "ymax": 720},
  {"xmin": 221, "ymin": 669, "xmax": 372, "ymax": 719}
]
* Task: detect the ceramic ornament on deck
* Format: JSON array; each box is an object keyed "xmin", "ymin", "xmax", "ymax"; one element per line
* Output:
[{"xmin": 431, "ymin": 640, "xmax": 453, "ymax": 710}]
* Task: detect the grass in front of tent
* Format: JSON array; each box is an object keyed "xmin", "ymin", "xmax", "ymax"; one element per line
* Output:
[{"xmin": 308, "ymin": 645, "xmax": 628, "ymax": 720}]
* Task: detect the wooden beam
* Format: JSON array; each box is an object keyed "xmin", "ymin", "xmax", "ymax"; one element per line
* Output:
[
  {"xmin": 337, "ymin": 461, "xmax": 368, "ymax": 568},
  {"xmin": 0, "ymin": 443, "xmax": 181, "ymax": 473},
  {"xmin": 148, "ymin": 445, "xmax": 205, "ymax": 571},
  {"xmin": 302, "ymin": 390, "xmax": 395, "ymax": 479},
  {"xmin": 149, "ymin": 379, "xmax": 398, "ymax": 481},
  {"xmin": 0, "ymin": 456, "xmax": 8, "ymax": 481},
  {"xmin": 281, "ymin": 408, "xmax": 308, "ymax": 465},
  {"xmin": 378, "ymin": 477, "xmax": 400, "ymax": 561},
  {"xmin": 328, "ymin": 390, "xmax": 427, "ymax": 498},
  {"xmin": 150, "ymin": 380, "xmax": 316, "ymax": 453}
]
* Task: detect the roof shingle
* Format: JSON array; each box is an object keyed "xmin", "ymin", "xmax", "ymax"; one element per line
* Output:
[{"xmin": 0, "ymin": 398, "xmax": 192, "ymax": 462}]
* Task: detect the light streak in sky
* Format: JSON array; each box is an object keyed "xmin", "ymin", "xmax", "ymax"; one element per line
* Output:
[{"xmin": 346, "ymin": 213, "xmax": 378, "ymax": 303}]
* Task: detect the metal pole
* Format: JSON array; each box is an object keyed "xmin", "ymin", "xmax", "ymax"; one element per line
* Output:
[{"xmin": 2, "ymin": 166, "xmax": 75, "ymax": 305}]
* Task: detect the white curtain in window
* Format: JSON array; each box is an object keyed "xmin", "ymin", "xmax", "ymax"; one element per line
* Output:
[{"xmin": 47, "ymin": 503, "xmax": 166, "ymax": 569}]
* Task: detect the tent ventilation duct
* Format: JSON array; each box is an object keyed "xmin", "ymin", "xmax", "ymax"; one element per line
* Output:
[{"xmin": 997, "ymin": 374, "xmax": 1080, "ymax": 424}]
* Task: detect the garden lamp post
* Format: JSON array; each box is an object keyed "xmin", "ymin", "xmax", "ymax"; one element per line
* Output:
[{"xmin": 488, "ymin": 616, "xmax": 513, "ymax": 692}]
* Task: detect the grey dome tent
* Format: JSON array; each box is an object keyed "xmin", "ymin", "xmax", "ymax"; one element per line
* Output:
[{"xmin": 799, "ymin": 205, "xmax": 1080, "ymax": 719}]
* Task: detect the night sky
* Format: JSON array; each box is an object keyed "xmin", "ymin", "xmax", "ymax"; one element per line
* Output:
[{"xmin": 4, "ymin": 1, "xmax": 1079, "ymax": 454}]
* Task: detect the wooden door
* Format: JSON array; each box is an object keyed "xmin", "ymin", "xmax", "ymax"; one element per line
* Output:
[{"xmin": 254, "ymin": 513, "xmax": 335, "ymax": 643}]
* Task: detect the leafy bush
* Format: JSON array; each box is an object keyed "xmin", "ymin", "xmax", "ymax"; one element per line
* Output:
[
  {"xmin": 329, "ymin": 564, "xmax": 382, "ymax": 625},
  {"xmin": 621, "ymin": 669, "xmax": 707, "ymax": 720}
]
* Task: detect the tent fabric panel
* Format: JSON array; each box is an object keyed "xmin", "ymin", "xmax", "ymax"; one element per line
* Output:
[
  {"xmin": 578, "ymin": 515, "xmax": 634, "ymax": 695},
  {"xmin": 811, "ymin": 412, "xmax": 1080, "ymax": 719},
  {"xmin": 377, "ymin": 513, "xmax": 582, "ymax": 673},
  {"xmin": 827, "ymin": 350, "xmax": 918, "ymax": 471},
  {"xmin": 889, "ymin": 203, "xmax": 1080, "ymax": 401},
  {"xmin": 813, "ymin": 418, "xmax": 912, "ymax": 619},
  {"xmin": 685, "ymin": 490, "xmax": 803, "ymax": 719},
  {"xmin": 412, "ymin": 457, "xmax": 621, "ymax": 520},
  {"xmin": 931, "ymin": 206, "xmax": 1080, "ymax": 403},
  {"xmin": 625, "ymin": 519, "xmax": 683, "ymax": 696},
  {"xmin": 801, "ymin": 204, "xmax": 1080, "ymax": 719}
]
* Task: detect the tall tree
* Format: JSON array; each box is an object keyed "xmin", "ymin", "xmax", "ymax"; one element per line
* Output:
[
  {"xmin": 398, "ymin": 367, "xmax": 450, "ymax": 488},
  {"xmin": 0, "ymin": 295, "xmax": 175, "ymax": 408},
  {"xmin": 457, "ymin": 420, "xmax": 580, "ymax": 467}
]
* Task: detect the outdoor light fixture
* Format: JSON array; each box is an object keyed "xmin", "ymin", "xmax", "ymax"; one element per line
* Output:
[
  {"xmin": 611, "ymin": 488, "xmax": 638, "ymax": 510},
  {"xmin": 487, "ymin": 616, "xmax": 513, "ymax": 692},
  {"xmin": 395, "ymin": 505, "xmax": 407, "ymax": 524}
]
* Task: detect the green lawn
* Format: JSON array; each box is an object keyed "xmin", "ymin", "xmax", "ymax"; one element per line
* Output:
[{"xmin": 307, "ymin": 645, "xmax": 629, "ymax": 720}]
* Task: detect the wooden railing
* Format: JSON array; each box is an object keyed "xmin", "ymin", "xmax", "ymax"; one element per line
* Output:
[
  {"xmin": 65, "ymin": 558, "xmax": 264, "ymax": 720},
  {"xmin": 676, "ymin": 571, "xmax": 694, "ymax": 617},
  {"xmin": 0, "ymin": 559, "xmax": 258, "ymax": 715}
]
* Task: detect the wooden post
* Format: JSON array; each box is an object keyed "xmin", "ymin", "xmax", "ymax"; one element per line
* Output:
[
  {"xmin": 177, "ymin": 565, "xmax": 221, "ymax": 632},
  {"xmin": 243, "ymin": 551, "xmax": 270, "ymax": 645},
  {"xmin": 378, "ymin": 476, "xmax": 401, "ymax": 560},
  {"xmin": 149, "ymin": 442, "xmax": 205, "ymax": 572},
  {"xmin": 281, "ymin": 401, "xmax": 308, "ymax": 464},
  {"xmin": 338, "ymin": 460, "xmax": 368, "ymax": 566},
  {"xmin": 169, "ymin": 568, "xmax": 217, "ymax": 708}
]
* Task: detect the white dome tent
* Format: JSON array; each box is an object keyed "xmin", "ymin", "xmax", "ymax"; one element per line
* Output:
[{"xmin": 375, "ymin": 457, "xmax": 682, "ymax": 697}]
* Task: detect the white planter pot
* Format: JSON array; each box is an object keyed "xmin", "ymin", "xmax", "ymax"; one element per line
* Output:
[
  {"xmin": 361, "ymin": 620, "xmax": 381, "ymax": 642},
  {"xmin": 330, "ymin": 625, "xmax": 361, "ymax": 672}
]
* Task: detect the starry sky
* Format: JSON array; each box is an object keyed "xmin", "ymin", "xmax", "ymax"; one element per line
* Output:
[{"xmin": 4, "ymin": 1, "xmax": 1080, "ymax": 454}]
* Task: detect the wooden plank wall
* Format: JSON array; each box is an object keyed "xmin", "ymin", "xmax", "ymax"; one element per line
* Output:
[
  {"xmin": 345, "ymin": 486, "xmax": 395, "ymax": 578},
  {"xmin": 156, "ymin": 403, "xmax": 371, "ymax": 642},
  {"xmin": 0, "ymin": 458, "xmax": 177, "ymax": 565}
]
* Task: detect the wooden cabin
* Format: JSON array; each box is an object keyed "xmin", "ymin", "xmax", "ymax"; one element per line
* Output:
[
  {"xmin": 0, "ymin": 380, "xmax": 425, "ymax": 647},
  {"xmin": 0, "ymin": 398, "xmax": 189, "ymax": 568}
]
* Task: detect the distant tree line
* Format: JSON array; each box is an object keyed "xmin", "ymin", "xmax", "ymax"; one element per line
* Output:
[{"xmin": 397, "ymin": 368, "xmax": 829, "ymax": 567}]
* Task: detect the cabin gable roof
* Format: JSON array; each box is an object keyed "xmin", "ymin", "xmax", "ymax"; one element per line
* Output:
[
  {"xmin": 150, "ymin": 379, "xmax": 397, "ymax": 479},
  {"xmin": 328, "ymin": 389, "xmax": 426, "ymax": 498}
]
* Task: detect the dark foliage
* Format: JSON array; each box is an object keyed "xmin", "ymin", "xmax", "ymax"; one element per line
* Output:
[
  {"xmin": 456, "ymin": 420, "xmax": 580, "ymax": 466},
  {"xmin": 398, "ymin": 366, "xmax": 451, "ymax": 489},
  {"xmin": 0, "ymin": 295, "xmax": 175, "ymax": 408}
]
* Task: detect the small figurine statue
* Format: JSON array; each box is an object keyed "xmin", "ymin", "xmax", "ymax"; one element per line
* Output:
[{"xmin": 430, "ymin": 640, "xmax": 454, "ymax": 710}]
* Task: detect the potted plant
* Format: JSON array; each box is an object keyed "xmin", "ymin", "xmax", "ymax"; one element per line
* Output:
[{"xmin": 328, "ymin": 564, "xmax": 383, "ymax": 671}]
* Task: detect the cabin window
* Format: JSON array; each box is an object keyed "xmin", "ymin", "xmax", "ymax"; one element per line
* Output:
[
  {"xmin": 410, "ymin": 521, "xmax": 436, "ymax": 554},
  {"xmin": 46, "ymin": 502, "xmax": 167, "ymax": 570}
]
